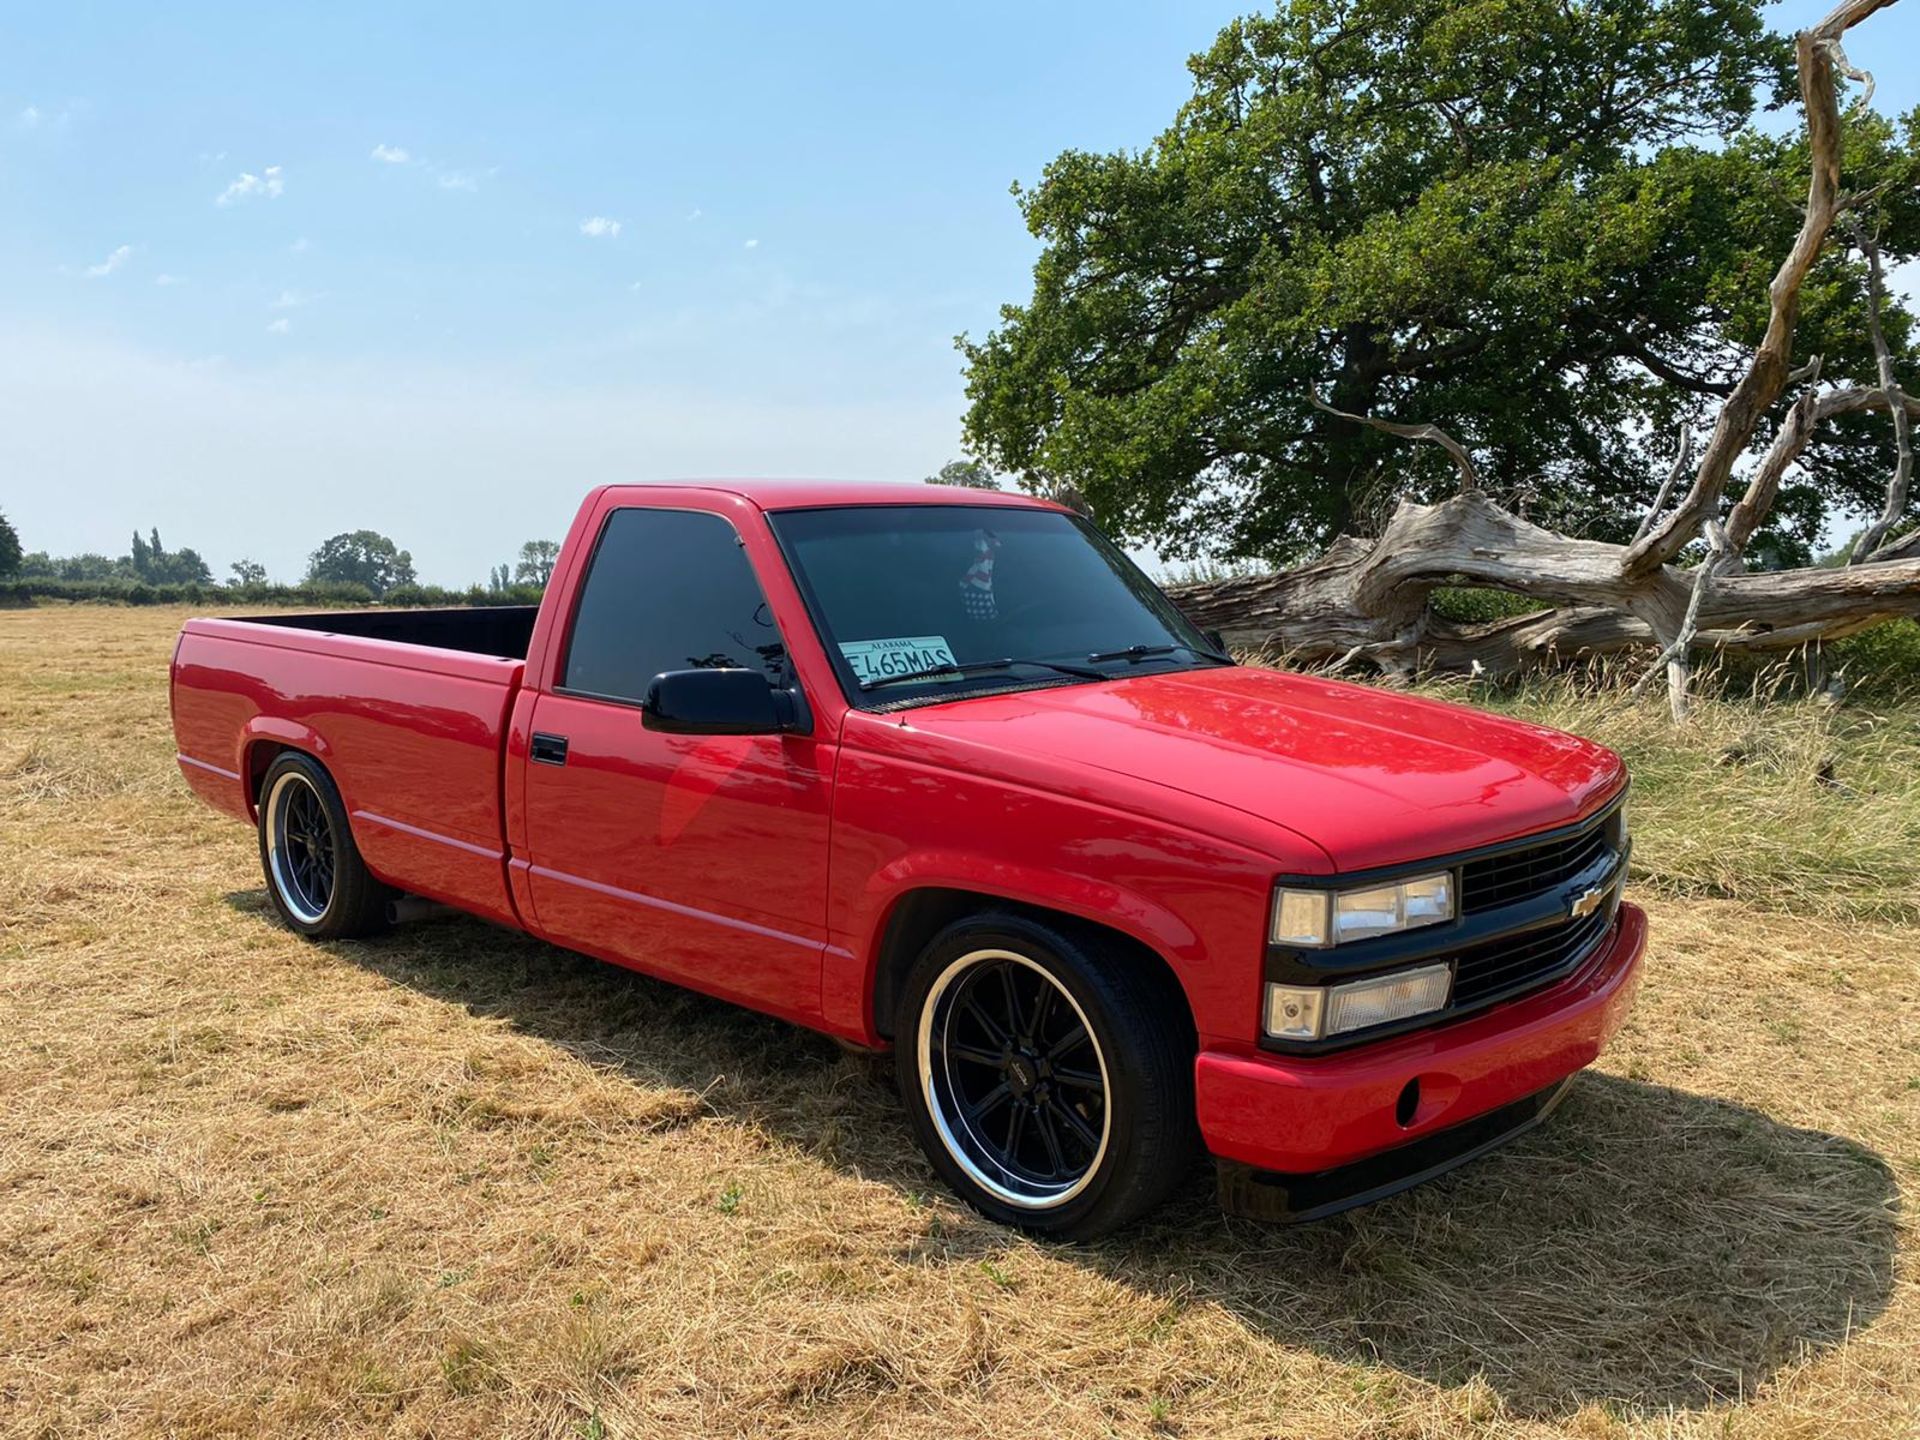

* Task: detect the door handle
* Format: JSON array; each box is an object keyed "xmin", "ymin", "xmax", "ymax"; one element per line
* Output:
[{"xmin": 530, "ymin": 732, "xmax": 569, "ymax": 766}]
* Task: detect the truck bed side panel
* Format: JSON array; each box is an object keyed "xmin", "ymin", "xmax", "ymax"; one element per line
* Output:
[{"xmin": 171, "ymin": 621, "xmax": 523, "ymax": 926}]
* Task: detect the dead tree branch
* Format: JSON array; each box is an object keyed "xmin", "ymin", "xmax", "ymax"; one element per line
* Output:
[
  {"xmin": 1309, "ymin": 390, "xmax": 1481, "ymax": 492},
  {"xmin": 1725, "ymin": 357, "xmax": 1823, "ymax": 554},
  {"xmin": 1630, "ymin": 519, "xmax": 1731, "ymax": 720},
  {"xmin": 1848, "ymin": 220, "xmax": 1914, "ymax": 562},
  {"xmin": 1622, "ymin": 0, "xmax": 1895, "ymax": 579},
  {"xmin": 1632, "ymin": 425, "xmax": 1694, "ymax": 543}
]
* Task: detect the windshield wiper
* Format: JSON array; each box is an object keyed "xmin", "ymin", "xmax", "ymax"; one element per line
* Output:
[
  {"xmin": 860, "ymin": 656, "xmax": 1108, "ymax": 692},
  {"xmin": 1086, "ymin": 641, "xmax": 1234, "ymax": 666}
]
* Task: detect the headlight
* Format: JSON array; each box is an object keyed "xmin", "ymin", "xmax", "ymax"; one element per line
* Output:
[
  {"xmin": 1269, "ymin": 871, "xmax": 1454, "ymax": 947},
  {"xmin": 1264, "ymin": 963, "xmax": 1453, "ymax": 1041}
]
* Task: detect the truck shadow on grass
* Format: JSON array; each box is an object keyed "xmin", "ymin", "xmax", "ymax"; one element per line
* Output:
[{"xmin": 233, "ymin": 896, "xmax": 1901, "ymax": 1421}]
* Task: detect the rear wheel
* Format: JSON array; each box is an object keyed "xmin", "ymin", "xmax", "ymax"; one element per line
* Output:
[
  {"xmin": 257, "ymin": 752, "xmax": 391, "ymax": 940},
  {"xmin": 895, "ymin": 912, "xmax": 1196, "ymax": 1240}
]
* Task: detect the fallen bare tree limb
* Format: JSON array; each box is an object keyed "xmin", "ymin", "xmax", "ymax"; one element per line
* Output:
[{"xmin": 1170, "ymin": 483, "xmax": 1920, "ymax": 680}]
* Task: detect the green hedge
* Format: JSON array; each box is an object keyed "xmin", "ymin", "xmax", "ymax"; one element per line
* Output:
[{"xmin": 0, "ymin": 578, "xmax": 545, "ymax": 609}]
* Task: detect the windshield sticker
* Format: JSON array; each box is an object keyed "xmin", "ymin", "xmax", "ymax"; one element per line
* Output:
[
  {"xmin": 839, "ymin": 635, "xmax": 958, "ymax": 685},
  {"xmin": 959, "ymin": 528, "xmax": 1000, "ymax": 620}
]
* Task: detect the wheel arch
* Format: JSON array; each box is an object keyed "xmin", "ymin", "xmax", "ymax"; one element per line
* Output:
[
  {"xmin": 239, "ymin": 720, "xmax": 335, "ymax": 820},
  {"xmin": 868, "ymin": 886, "xmax": 1197, "ymax": 1053}
]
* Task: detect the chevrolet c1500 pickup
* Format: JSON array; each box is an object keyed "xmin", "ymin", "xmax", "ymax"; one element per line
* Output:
[{"xmin": 171, "ymin": 480, "xmax": 1645, "ymax": 1238}]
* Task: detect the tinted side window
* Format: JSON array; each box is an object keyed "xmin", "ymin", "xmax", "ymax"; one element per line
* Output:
[{"xmin": 562, "ymin": 508, "xmax": 787, "ymax": 702}]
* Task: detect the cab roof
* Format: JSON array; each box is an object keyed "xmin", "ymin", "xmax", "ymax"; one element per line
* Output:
[{"xmin": 599, "ymin": 479, "xmax": 1066, "ymax": 512}]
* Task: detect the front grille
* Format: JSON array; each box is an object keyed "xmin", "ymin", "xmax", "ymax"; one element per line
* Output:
[
  {"xmin": 1460, "ymin": 808, "xmax": 1622, "ymax": 915},
  {"xmin": 1450, "ymin": 904, "xmax": 1613, "ymax": 1009}
]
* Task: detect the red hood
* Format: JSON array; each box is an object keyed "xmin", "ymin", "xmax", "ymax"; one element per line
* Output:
[{"xmin": 899, "ymin": 666, "xmax": 1625, "ymax": 873}]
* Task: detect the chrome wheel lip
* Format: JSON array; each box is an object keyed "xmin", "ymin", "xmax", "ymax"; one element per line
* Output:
[
  {"xmin": 264, "ymin": 770, "xmax": 333, "ymax": 926},
  {"xmin": 917, "ymin": 947, "xmax": 1112, "ymax": 1212}
]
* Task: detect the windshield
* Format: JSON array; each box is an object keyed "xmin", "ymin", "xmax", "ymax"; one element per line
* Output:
[{"xmin": 769, "ymin": 504, "xmax": 1224, "ymax": 706}]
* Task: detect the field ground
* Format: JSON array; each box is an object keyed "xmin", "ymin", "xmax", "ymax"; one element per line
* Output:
[{"xmin": 1, "ymin": 604, "xmax": 1916, "ymax": 1439}]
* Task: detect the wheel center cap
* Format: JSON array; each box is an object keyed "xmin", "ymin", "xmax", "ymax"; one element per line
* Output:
[{"xmin": 1006, "ymin": 1054, "xmax": 1039, "ymax": 1095}]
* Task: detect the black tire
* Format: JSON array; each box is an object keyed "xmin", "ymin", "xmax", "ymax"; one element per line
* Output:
[
  {"xmin": 256, "ymin": 752, "xmax": 391, "ymax": 940},
  {"xmin": 894, "ymin": 910, "xmax": 1197, "ymax": 1240}
]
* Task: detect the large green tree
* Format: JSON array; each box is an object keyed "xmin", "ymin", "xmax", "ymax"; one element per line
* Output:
[
  {"xmin": 514, "ymin": 539, "xmax": 560, "ymax": 587},
  {"xmin": 961, "ymin": 0, "xmax": 1920, "ymax": 563},
  {"xmin": 0, "ymin": 510, "xmax": 22, "ymax": 579},
  {"xmin": 129, "ymin": 527, "xmax": 213, "ymax": 585},
  {"xmin": 306, "ymin": 530, "xmax": 417, "ymax": 597}
]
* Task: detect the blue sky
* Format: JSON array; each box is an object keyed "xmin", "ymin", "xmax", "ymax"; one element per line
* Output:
[{"xmin": 2, "ymin": 1, "xmax": 1914, "ymax": 585}]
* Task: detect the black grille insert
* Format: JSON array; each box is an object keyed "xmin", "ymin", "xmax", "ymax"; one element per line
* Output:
[
  {"xmin": 1451, "ymin": 904, "xmax": 1613, "ymax": 1009},
  {"xmin": 1461, "ymin": 810, "xmax": 1621, "ymax": 915}
]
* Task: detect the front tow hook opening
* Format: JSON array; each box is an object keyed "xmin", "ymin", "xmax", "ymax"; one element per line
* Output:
[{"xmin": 1395, "ymin": 1077, "xmax": 1421, "ymax": 1128}]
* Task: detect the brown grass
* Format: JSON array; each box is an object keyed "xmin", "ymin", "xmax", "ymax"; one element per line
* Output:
[{"xmin": 1, "ymin": 603, "xmax": 1915, "ymax": 1438}]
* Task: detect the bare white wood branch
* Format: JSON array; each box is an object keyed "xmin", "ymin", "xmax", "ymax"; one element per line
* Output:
[
  {"xmin": 1631, "ymin": 520, "xmax": 1731, "ymax": 719},
  {"xmin": 1821, "ymin": 34, "xmax": 1876, "ymax": 109},
  {"xmin": 1632, "ymin": 425, "xmax": 1694, "ymax": 543},
  {"xmin": 1162, "ymin": 1, "xmax": 1913, "ymax": 718},
  {"xmin": 1868, "ymin": 523, "xmax": 1920, "ymax": 561},
  {"xmin": 1621, "ymin": 0, "xmax": 1896, "ymax": 579},
  {"xmin": 1847, "ymin": 220, "xmax": 1914, "ymax": 562},
  {"xmin": 1309, "ymin": 389, "xmax": 1481, "ymax": 492}
]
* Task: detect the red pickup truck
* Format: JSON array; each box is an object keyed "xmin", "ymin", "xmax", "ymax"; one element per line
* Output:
[{"xmin": 171, "ymin": 481, "xmax": 1644, "ymax": 1237}]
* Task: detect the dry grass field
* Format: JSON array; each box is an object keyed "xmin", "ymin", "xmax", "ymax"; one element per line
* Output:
[{"xmin": 2, "ymin": 603, "xmax": 1917, "ymax": 1439}]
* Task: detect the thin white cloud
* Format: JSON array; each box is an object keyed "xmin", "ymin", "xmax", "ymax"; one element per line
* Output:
[
  {"xmin": 579, "ymin": 216, "xmax": 622, "ymax": 239},
  {"xmin": 368, "ymin": 142, "xmax": 491, "ymax": 193},
  {"xmin": 271, "ymin": 289, "xmax": 319, "ymax": 309},
  {"xmin": 743, "ymin": 238, "xmax": 760, "ymax": 250},
  {"xmin": 155, "ymin": 273, "xmax": 185, "ymax": 287},
  {"xmin": 289, "ymin": 237, "xmax": 310, "ymax": 254},
  {"xmin": 85, "ymin": 245, "xmax": 133, "ymax": 279},
  {"xmin": 265, "ymin": 318, "xmax": 291, "ymax": 335},
  {"xmin": 687, "ymin": 207, "xmax": 703, "ymax": 221},
  {"xmin": 18, "ymin": 102, "xmax": 78, "ymax": 131},
  {"xmin": 216, "ymin": 165, "xmax": 284, "ymax": 206}
]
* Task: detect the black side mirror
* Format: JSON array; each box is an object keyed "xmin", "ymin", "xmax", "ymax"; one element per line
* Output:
[
  {"xmin": 642, "ymin": 669, "xmax": 798, "ymax": 735},
  {"xmin": 1202, "ymin": 628, "xmax": 1230, "ymax": 655}
]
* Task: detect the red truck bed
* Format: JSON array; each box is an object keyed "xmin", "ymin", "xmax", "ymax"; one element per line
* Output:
[{"xmin": 172, "ymin": 614, "xmax": 527, "ymax": 926}]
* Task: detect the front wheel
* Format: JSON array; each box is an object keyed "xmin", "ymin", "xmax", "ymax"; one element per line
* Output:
[
  {"xmin": 257, "ymin": 752, "xmax": 391, "ymax": 940},
  {"xmin": 895, "ymin": 912, "xmax": 1196, "ymax": 1240}
]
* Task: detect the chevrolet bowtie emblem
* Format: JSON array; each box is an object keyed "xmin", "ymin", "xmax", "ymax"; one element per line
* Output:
[{"xmin": 1569, "ymin": 883, "xmax": 1608, "ymax": 920}]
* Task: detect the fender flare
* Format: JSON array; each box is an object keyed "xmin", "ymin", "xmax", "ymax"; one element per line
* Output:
[
  {"xmin": 843, "ymin": 850, "xmax": 1205, "ymax": 1041},
  {"xmin": 236, "ymin": 718, "xmax": 337, "ymax": 820}
]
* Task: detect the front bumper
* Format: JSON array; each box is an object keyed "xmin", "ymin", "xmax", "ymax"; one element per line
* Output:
[{"xmin": 1198, "ymin": 901, "xmax": 1646, "ymax": 1217}]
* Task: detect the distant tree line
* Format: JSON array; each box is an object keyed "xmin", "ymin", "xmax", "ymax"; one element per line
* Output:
[
  {"xmin": 14, "ymin": 526, "xmax": 214, "ymax": 586},
  {"xmin": 0, "ymin": 507, "xmax": 562, "ymax": 610}
]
